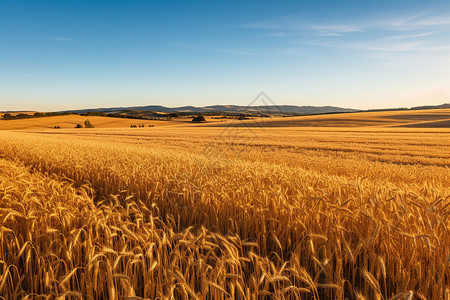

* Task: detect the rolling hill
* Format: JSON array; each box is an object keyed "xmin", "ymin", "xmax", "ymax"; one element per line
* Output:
[
  {"xmin": 1, "ymin": 108, "xmax": 450, "ymax": 130},
  {"xmin": 0, "ymin": 115, "xmax": 182, "ymax": 130},
  {"xmin": 204, "ymin": 108, "xmax": 450, "ymax": 128},
  {"xmin": 64, "ymin": 104, "xmax": 356, "ymax": 115}
]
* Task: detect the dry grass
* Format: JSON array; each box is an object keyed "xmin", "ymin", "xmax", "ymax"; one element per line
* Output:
[
  {"xmin": 0, "ymin": 117, "xmax": 449, "ymax": 299},
  {"xmin": 0, "ymin": 115, "xmax": 230, "ymax": 130},
  {"xmin": 0, "ymin": 115, "xmax": 186, "ymax": 130}
]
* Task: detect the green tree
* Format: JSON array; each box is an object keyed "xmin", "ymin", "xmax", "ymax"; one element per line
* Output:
[
  {"xmin": 192, "ymin": 115, "xmax": 206, "ymax": 122},
  {"xmin": 84, "ymin": 119, "xmax": 94, "ymax": 128},
  {"xmin": 2, "ymin": 113, "xmax": 12, "ymax": 120},
  {"xmin": 87, "ymin": 111, "xmax": 106, "ymax": 116},
  {"xmin": 16, "ymin": 114, "xmax": 30, "ymax": 119}
]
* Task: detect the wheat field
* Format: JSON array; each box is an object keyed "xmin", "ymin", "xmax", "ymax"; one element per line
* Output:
[{"xmin": 0, "ymin": 113, "xmax": 449, "ymax": 299}]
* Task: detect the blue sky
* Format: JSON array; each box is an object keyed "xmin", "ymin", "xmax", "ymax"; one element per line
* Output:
[{"xmin": 1, "ymin": 0, "xmax": 449, "ymax": 111}]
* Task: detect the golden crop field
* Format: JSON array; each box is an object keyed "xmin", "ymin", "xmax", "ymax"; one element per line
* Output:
[
  {"xmin": 0, "ymin": 115, "xmax": 185, "ymax": 130},
  {"xmin": 2, "ymin": 108, "xmax": 450, "ymax": 131},
  {"xmin": 0, "ymin": 110, "xmax": 449, "ymax": 299}
]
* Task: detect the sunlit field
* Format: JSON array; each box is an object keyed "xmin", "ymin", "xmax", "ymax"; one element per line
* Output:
[{"xmin": 0, "ymin": 110, "xmax": 449, "ymax": 299}]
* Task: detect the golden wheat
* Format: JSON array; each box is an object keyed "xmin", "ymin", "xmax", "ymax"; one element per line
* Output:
[{"xmin": 0, "ymin": 125, "xmax": 448, "ymax": 299}]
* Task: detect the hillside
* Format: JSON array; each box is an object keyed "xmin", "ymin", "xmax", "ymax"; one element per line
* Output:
[
  {"xmin": 65, "ymin": 104, "xmax": 356, "ymax": 115},
  {"xmin": 0, "ymin": 115, "xmax": 182, "ymax": 130},
  {"xmin": 2, "ymin": 108, "xmax": 450, "ymax": 130},
  {"xmin": 0, "ymin": 120, "xmax": 448, "ymax": 299},
  {"xmin": 59, "ymin": 102, "xmax": 450, "ymax": 116},
  {"xmin": 206, "ymin": 108, "xmax": 450, "ymax": 128}
]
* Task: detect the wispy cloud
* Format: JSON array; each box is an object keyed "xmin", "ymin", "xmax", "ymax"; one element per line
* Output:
[
  {"xmin": 170, "ymin": 43, "xmax": 303, "ymax": 57},
  {"xmin": 171, "ymin": 43, "xmax": 260, "ymax": 56},
  {"xmin": 244, "ymin": 12, "xmax": 450, "ymax": 34},
  {"xmin": 259, "ymin": 32, "xmax": 291, "ymax": 37},
  {"xmin": 48, "ymin": 36, "xmax": 71, "ymax": 41},
  {"xmin": 410, "ymin": 16, "xmax": 450, "ymax": 27},
  {"xmin": 363, "ymin": 41, "xmax": 424, "ymax": 52},
  {"xmin": 309, "ymin": 24, "xmax": 363, "ymax": 35},
  {"xmin": 244, "ymin": 11, "xmax": 450, "ymax": 65},
  {"xmin": 375, "ymin": 13, "xmax": 426, "ymax": 30},
  {"xmin": 383, "ymin": 32, "xmax": 433, "ymax": 40},
  {"xmin": 243, "ymin": 21, "xmax": 286, "ymax": 30}
]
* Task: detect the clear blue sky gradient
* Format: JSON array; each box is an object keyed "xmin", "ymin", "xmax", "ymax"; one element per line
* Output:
[{"xmin": 1, "ymin": 0, "xmax": 449, "ymax": 111}]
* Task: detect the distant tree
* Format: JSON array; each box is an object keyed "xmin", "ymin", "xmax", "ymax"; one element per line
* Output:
[
  {"xmin": 238, "ymin": 114, "xmax": 250, "ymax": 120},
  {"xmin": 16, "ymin": 113, "xmax": 30, "ymax": 119},
  {"xmin": 75, "ymin": 124, "xmax": 83, "ymax": 128},
  {"xmin": 34, "ymin": 112, "xmax": 44, "ymax": 118},
  {"xmin": 87, "ymin": 111, "xmax": 106, "ymax": 116},
  {"xmin": 2, "ymin": 113, "xmax": 12, "ymax": 120},
  {"xmin": 192, "ymin": 115, "xmax": 206, "ymax": 122},
  {"xmin": 84, "ymin": 119, "xmax": 94, "ymax": 128}
]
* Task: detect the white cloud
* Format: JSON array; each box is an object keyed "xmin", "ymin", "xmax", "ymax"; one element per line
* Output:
[
  {"xmin": 170, "ymin": 43, "xmax": 260, "ymax": 56},
  {"xmin": 245, "ymin": 11, "xmax": 450, "ymax": 35},
  {"xmin": 413, "ymin": 16, "xmax": 450, "ymax": 27},
  {"xmin": 259, "ymin": 32, "xmax": 291, "ymax": 37},
  {"xmin": 309, "ymin": 24, "xmax": 363, "ymax": 34},
  {"xmin": 245, "ymin": 11, "xmax": 450, "ymax": 65},
  {"xmin": 365, "ymin": 41, "xmax": 424, "ymax": 52},
  {"xmin": 48, "ymin": 37, "xmax": 71, "ymax": 41},
  {"xmin": 383, "ymin": 32, "xmax": 433, "ymax": 40}
]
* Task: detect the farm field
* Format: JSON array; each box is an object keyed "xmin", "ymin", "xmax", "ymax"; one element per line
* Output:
[
  {"xmin": 1, "ymin": 108, "xmax": 450, "ymax": 131},
  {"xmin": 0, "ymin": 115, "xmax": 188, "ymax": 130},
  {"xmin": 0, "ymin": 110, "xmax": 449, "ymax": 299},
  {"xmin": 207, "ymin": 109, "xmax": 450, "ymax": 128}
]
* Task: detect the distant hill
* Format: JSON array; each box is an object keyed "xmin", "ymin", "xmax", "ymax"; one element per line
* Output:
[
  {"xmin": 410, "ymin": 103, "xmax": 450, "ymax": 110},
  {"xmin": 4, "ymin": 103, "xmax": 449, "ymax": 116},
  {"xmin": 65, "ymin": 104, "xmax": 356, "ymax": 115},
  {"xmin": 63, "ymin": 102, "xmax": 450, "ymax": 116}
]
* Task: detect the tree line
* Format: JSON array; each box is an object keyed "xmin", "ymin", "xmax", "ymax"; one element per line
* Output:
[{"xmin": 1, "ymin": 112, "xmax": 73, "ymax": 120}]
